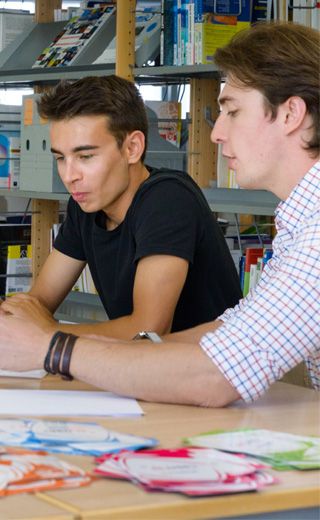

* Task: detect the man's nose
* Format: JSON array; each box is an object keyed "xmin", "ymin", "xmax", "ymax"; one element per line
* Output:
[
  {"xmin": 210, "ymin": 114, "xmax": 226, "ymax": 144},
  {"xmin": 62, "ymin": 159, "xmax": 81, "ymax": 183}
]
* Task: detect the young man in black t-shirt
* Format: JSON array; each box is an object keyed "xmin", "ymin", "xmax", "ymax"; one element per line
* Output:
[{"xmin": 1, "ymin": 75, "xmax": 241, "ymax": 339}]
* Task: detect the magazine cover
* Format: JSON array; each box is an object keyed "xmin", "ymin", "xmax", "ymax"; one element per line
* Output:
[{"xmin": 32, "ymin": 5, "xmax": 115, "ymax": 68}]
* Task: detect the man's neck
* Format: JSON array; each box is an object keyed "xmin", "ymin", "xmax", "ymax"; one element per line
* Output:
[
  {"xmin": 275, "ymin": 154, "xmax": 319, "ymax": 201},
  {"xmin": 105, "ymin": 163, "xmax": 150, "ymax": 230}
]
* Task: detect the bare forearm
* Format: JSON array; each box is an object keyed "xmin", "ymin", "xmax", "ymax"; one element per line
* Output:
[
  {"xmin": 0, "ymin": 312, "xmax": 240, "ymax": 407},
  {"xmin": 164, "ymin": 320, "xmax": 223, "ymax": 343},
  {"xmin": 54, "ymin": 314, "xmax": 169, "ymax": 340},
  {"xmin": 69, "ymin": 338, "xmax": 240, "ymax": 407},
  {"xmin": 55, "ymin": 318, "xmax": 223, "ymax": 343}
]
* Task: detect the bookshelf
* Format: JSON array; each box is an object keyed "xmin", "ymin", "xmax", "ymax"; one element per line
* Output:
[
  {"xmin": 203, "ymin": 188, "xmax": 279, "ymax": 216},
  {"xmin": 0, "ymin": 187, "xmax": 279, "ymax": 215},
  {"xmin": 0, "ymin": 0, "xmax": 279, "ymax": 283},
  {"xmin": 55, "ymin": 291, "xmax": 106, "ymax": 323}
]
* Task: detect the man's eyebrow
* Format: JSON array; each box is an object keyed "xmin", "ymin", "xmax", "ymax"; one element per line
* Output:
[
  {"xmin": 218, "ymin": 95, "xmax": 237, "ymax": 106},
  {"xmin": 50, "ymin": 145, "xmax": 99, "ymax": 154}
]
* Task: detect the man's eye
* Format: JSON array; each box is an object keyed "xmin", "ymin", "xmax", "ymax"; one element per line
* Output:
[
  {"xmin": 227, "ymin": 110, "xmax": 238, "ymax": 117},
  {"xmin": 54, "ymin": 156, "xmax": 64, "ymax": 162},
  {"xmin": 80, "ymin": 154, "xmax": 93, "ymax": 160}
]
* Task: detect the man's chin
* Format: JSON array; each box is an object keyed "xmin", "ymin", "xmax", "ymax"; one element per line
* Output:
[{"xmin": 77, "ymin": 201, "xmax": 97, "ymax": 213}]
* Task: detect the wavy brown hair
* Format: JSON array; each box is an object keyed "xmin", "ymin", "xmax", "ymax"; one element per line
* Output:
[
  {"xmin": 37, "ymin": 75, "xmax": 148, "ymax": 162},
  {"xmin": 214, "ymin": 22, "xmax": 320, "ymax": 156}
]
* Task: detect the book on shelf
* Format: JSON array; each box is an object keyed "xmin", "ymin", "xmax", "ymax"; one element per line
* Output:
[
  {"xmin": 214, "ymin": 0, "xmax": 241, "ymax": 16},
  {"xmin": 248, "ymin": 262, "xmax": 258, "ymax": 291},
  {"xmin": 241, "ymin": 246, "xmax": 273, "ymax": 296},
  {"xmin": 180, "ymin": 0, "xmax": 195, "ymax": 65},
  {"xmin": 238, "ymin": 254, "xmax": 245, "ymax": 290},
  {"xmin": 0, "ymin": 223, "xmax": 31, "ymax": 298},
  {"xmin": 251, "ymin": 0, "xmax": 274, "ymax": 23},
  {"xmin": 161, "ymin": 0, "xmax": 251, "ymax": 66},
  {"xmin": 145, "ymin": 100, "xmax": 182, "ymax": 148},
  {"xmin": 255, "ymin": 255, "xmax": 265, "ymax": 287},
  {"xmin": 0, "ymin": 134, "xmax": 20, "ymax": 189},
  {"xmin": 32, "ymin": 4, "xmax": 116, "ymax": 68},
  {"xmin": 262, "ymin": 248, "xmax": 273, "ymax": 268},
  {"xmin": 292, "ymin": 0, "xmax": 319, "ymax": 31},
  {"xmin": 160, "ymin": 0, "xmax": 175, "ymax": 65},
  {"xmin": 93, "ymin": 6, "xmax": 161, "ymax": 66},
  {"xmin": 5, "ymin": 244, "xmax": 32, "ymax": 297},
  {"xmin": 0, "ymin": 9, "xmax": 33, "ymax": 53},
  {"xmin": 195, "ymin": 0, "xmax": 251, "ymax": 65},
  {"xmin": 72, "ymin": 264, "xmax": 98, "ymax": 295},
  {"xmin": 242, "ymin": 246, "xmax": 263, "ymax": 297},
  {"xmin": 0, "ymin": 104, "xmax": 22, "ymax": 189}
]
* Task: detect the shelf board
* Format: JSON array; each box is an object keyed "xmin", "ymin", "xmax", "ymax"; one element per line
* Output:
[
  {"xmin": 55, "ymin": 291, "xmax": 106, "ymax": 324},
  {"xmin": 202, "ymin": 187, "xmax": 280, "ymax": 216},
  {"xmin": 0, "ymin": 189, "xmax": 69, "ymax": 201},
  {"xmin": 0, "ymin": 64, "xmax": 220, "ymax": 87},
  {"xmin": 0, "ymin": 64, "xmax": 116, "ymax": 86},
  {"xmin": 134, "ymin": 64, "xmax": 220, "ymax": 83},
  {"xmin": 0, "ymin": 187, "xmax": 280, "ymax": 215}
]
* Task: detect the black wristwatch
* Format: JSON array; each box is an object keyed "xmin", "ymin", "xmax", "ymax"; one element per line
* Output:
[{"xmin": 132, "ymin": 331, "xmax": 163, "ymax": 343}]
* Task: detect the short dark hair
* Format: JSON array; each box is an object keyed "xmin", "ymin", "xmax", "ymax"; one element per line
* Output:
[
  {"xmin": 37, "ymin": 75, "xmax": 148, "ymax": 162},
  {"xmin": 214, "ymin": 22, "xmax": 320, "ymax": 156}
]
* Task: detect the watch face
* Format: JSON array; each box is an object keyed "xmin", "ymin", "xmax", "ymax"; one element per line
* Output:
[
  {"xmin": 132, "ymin": 332, "xmax": 149, "ymax": 340},
  {"xmin": 132, "ymin": 332, "xmax": 162, "ymax": 343}
]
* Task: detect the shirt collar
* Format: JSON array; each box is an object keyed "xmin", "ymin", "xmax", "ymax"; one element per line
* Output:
[{"xmin": 275, "ymin": 161, "xmax": 320, "ymax": 232}]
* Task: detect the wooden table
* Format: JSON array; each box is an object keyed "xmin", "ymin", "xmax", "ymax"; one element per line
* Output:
[{"xmin": 0, "ymin": 376, "xmax": 319, "ymax": 520}]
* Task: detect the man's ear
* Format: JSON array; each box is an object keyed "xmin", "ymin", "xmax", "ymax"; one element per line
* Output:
[
  {"xmin": 281, "ymin": 96, "xmax": 308, "ymax": 136},
  {"xmin": 125, "ymin": 130, "xmax": 145, "ymax": 164}
]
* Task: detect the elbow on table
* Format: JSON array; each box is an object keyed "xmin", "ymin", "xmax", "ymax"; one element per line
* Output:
[{"xmin": 191, "ymin": 370, "xmax": 241, "ymax": 408}]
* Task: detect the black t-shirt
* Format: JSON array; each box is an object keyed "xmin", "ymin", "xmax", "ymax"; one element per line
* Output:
[{"xmin": 54, "ymin": 167, "xmax": 242, "ymax": 332}]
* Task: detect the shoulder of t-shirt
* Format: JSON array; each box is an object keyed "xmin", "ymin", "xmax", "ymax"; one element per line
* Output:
[{"xmin": 137, "ymin": 166, "xmax": 207, "ymax": 202}]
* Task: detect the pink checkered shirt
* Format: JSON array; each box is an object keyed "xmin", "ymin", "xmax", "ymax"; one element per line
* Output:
[{"xmin": 200, "ymin": 161, "xmax": 320, "ymax": 402}]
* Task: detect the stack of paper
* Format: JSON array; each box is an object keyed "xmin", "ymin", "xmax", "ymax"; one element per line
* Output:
[
  {"xmin": 0, "ymin": 446, "xmax": 91, "ymax": 496},
  {"xmin": 0, "ymin": 389, "xmax": 144, "ymax": 417},
  {"xmin": 184, "ymin": 429, "xmax": 320, "ymax": 470},
  {"xmin": 95, "ymin": 447, "xmax": 275, "ymax": 496},
  {"xmin": 0, "ymin": 369, "xmax": 46, "ymax": 379},
  {"xmin": 0, "ymin": 419, "xmax": 157, "ymax": 456}
]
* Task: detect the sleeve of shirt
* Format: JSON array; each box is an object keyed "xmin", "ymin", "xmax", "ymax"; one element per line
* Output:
[
  {"xmin": 132, "ymin": 180, "xmax": 203, "ymax": 264},
  {"xmin": 199, "ymin": 236, "xmax": 320, "ymax": 402},
  {"xmin": 53, "ymin": 198, "xmax": 86, "ymax": 261}
]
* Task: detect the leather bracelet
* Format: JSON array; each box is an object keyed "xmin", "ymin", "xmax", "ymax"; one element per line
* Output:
[
  {"xmin": 44, "ymin": 331, "xmax": 78, "ymax": 380},
  {"xmin": 44, "ymin": 331, "xmax": 63, "ymax": 374},
  {"xmin": 51, "ymin": 334, "xmax": 67, "ymax": 375},
  {"xmin": 60, "ymin": 333, "xmax": 78, "ymax": 381}
]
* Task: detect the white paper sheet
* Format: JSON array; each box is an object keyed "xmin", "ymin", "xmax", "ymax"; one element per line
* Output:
[
  {"xmin": 0, "ymin": 369, "xmax": 46, "ymax": 379},
  {"xmin": 0, "ymin": 389, "xmax": 143, "ymax": 417}
]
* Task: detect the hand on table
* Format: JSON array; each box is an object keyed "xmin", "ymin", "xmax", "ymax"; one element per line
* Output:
[
  {"xmin": 0, "ymin": 311, "xmax": 51, "ymax": 371},
  {"xmin": 0, "ymin": 293, "xmax": 57, "ymax": 333}
]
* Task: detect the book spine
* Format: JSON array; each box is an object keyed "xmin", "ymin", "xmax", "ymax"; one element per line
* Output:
[
  {"xmin": 186, "ymin": 1, "xmax": 195, "ymax": 65},
  {"xmin": 160, "ymin": 0, "xmax": 165, "ymax": 65},
  {"xmin": 239, "ymin": 254, "xmax": 245, "ymax": 293},
  {"xmin": 163, "ymin": 0, "xmax": 175, "ymax": 66},
  {"xmin": 5, "ymin": 244, "xmax": 32, "ymax": 296},
  {"xmin": 173, "ymin": 0, "xmax": 179, "ymax": 65},
  {"xmin": 194, "ymin": 20, "xmax": 201, "ymax": 64},
  {"xmin": 177, "ymin": 0, "xmax": 183, "ymax": 66},
  {"xmin": 243, "ymin": 247, "xmax": 264, "ymax": 296},
  {"xmin": 248, "ymin": 263, "xmax": 257, "ymax": 291},
  {"xmin": 181, "ymin": 1, "xmax": 188, "ymax": 65}
]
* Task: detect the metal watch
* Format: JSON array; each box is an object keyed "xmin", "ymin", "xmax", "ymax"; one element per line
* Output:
[{"xmin": 132, "ymin": 331, "xmax": 163, "ymax": 343}]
